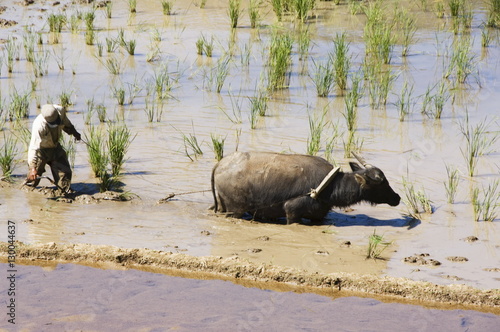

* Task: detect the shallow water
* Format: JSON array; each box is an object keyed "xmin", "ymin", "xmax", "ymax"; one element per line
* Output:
[
  {"xmin": 1, "ymin": 262, "xmax": 499, "ymax": 331},
  {"xmin": 0, "ymin": 0, "xmax": 499, "ymax": 293}
]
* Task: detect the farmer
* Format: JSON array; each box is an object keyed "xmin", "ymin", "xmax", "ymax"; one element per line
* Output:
[{"xmin": 27, "ymin": 104, "xmax": 81, "ymax": 193}]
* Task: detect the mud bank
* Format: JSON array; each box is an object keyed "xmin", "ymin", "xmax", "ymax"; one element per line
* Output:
[{"xmin": 2, "ymin": 241, "xmax": 499, "ymax": 312}]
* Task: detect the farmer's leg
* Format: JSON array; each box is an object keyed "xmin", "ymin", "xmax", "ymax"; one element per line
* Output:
[
  {"xmin": 31, "ymin": 150, "xmax": 48, "ymax": 188},
  {"xmin": 50, "ymin": 146, "xmax": 72, "ymax": 192}
]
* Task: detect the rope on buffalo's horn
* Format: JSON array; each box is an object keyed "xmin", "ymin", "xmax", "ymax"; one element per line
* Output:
[
  {"xmin": 310, "ymin": 167, "xmax": 340, "ymax": 199},
  {"xmin": 158, "ymin": 189, "xmax": 212, "ymax": 203}
]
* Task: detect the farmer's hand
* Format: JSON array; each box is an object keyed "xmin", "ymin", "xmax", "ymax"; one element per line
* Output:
[
  {"xmin": 27, "ymin": 168, "xmax": 38, "ymax": 182},
  {"xmin": 74, "ymin": 131, "xmax": 81, "ymax": 141}
]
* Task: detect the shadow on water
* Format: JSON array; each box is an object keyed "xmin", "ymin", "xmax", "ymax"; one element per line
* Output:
[{"xmin": 324, "ymin": 213, "xmax": 421, "ymax": 229}]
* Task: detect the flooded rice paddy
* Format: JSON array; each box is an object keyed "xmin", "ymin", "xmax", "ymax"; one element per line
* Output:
[{"xmin": 0, "ymin": 0, "xmax": 499, "ymax": 325}]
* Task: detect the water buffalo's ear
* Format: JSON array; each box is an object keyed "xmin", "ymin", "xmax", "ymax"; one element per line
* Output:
[
  {"xmin": 349, "ymin": 162, "xmax": 363, "ymax": 172},
  {"xmin": 354, "ymin": 174, "xmax": 366, "ymax": 187}
]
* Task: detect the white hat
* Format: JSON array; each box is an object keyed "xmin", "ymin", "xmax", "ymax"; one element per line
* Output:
[{"xmin": 41, "ymin": 104, "xmax": 60, "ymax": 123}]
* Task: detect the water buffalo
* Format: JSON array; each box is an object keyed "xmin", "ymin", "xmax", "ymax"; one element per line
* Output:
[{"xmin": 211, "ymin": 151, "xmax": 400, "ymax": 224}]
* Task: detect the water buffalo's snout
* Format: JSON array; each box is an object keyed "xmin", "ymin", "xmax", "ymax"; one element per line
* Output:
[{"xmin": 389, "ymin": 193, "xmax": 401, "ymax": 206}]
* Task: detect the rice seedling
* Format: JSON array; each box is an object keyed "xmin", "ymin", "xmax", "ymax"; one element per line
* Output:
[
  {"xmin": 363, "ymin": 2, "xmax": 395, "ymax": 64},
  {"xmin": 5, "ymin": 37, "xmax": 19, "ymax": 73},
  {"xmin": 228, "ymin": 0, "xmax": 242, "ymax": 29},
  {"xmin": 444, "ymin": 164, "xmax": 460, "ymax": 204},
  {"xmin": 203, "ymin": 35, "xmax": 214, "ymax": 57},
  {"xmin": 144, "ymin": 94, "xmax": 164, "ymax": 122},
  {"xmin": 213, "ymin": 56, "xmax": 231, "ymax": 93},
  {"xmin": 51, "ymin": 47, "xmax": 67, "ymax": 70},
  {"xmin": 446, "ymin": 37, "xmax": 478, "ymax": 85},
  {"xmin": 348, "ymin": 0, "xmax": 362, "ymax": 15},
  {"xmin": 47, "ymin": 13, "xmax": 66, "ymax": 33},
  {"xmin": 294, "ymin": 0, "xmax": 315, "ymax": 23},
  {"xmin": 271, "ymin": 0, "xmax": 284, "ymax": 21},
  {"xmin": 267, "ymin": 31, "xmax": 293, "ymax": 91},
  {"xmin": 107, "ymin": 123, "xmax": 134, "ymax": 177},
  {"xmin": 249, "ymin": 89, "xmax": 269, "ymax": 117},
  {"xmin": 343, "ymin": 130, "xmax": 363, "ymax": 158},
  {"xmin": 249, "ymin": 0, "xmax": 260, "ymax": 28},
  {"xmin": 481, "ymin": 29, "xmax": 492, "ymax": 48},
  {"xmin": 151, "ymin": 65, "xmax": 175, "ymax": 100},
  {"xmin": 96, "ymin": 104, "xmax": 107, "ymax": 123},
  {"xmin": 106, "ymin": 37, "xmax": 118, "ymax": 53},
  {"xmin": 83, "ymin": 10, "xmax": 95, "ymax": 31},
  {"xmin": 487, "ymin": 0, "xmax": 500, "ymax": 27},
  {"xmin": 180, "ymin": 125, "xmax": 204, "ymax": 161},
  {"xmin": 459, "ymin": 114, "xmax": 499, "ymax": 177},
  {"xmin": 68, "ymin": 14, "xmax": 81, "ymax": 33},
  {"xmin": 395, "ymin": 79, "xmax": 414, "ymax": 122},
  {"xmin": 366, "ymin": 230, "xmax": 392, "ymax": 259},
  {"xmin": 471, "ymin": 180, "xmax": 500, "ymax": 222},
  {"xmin": 448, "ymin": 0, "xmax": 465, "ymax": 17},
  {"xmin": 311, "ymin": 58, "xmax": 335, "ymax": 97},
  {"xmin": 435, "ymin": 1, "xmax": 445, "ymax": 18},
  {"xmin": 397, "ymin": 9, "xmax": 417, "ymax": 57},
  {"xmin": 200, "ymin": 0, "xmax": 207, "ymax": 9},
  {"xmin": 99, "ymin": 56, "xmax": 124, "ymax": 75},
  {"xmin": 85, "ymin": 29, "xmax": 96, "ymax": 45},
  {"xmin": 84, "ymin": 98, "xmax": 95, "ymax": 125},
  {"xmin": 96, "ymin": 41, "xmax": 104, "ymax": 57},
  {"xmin": 105, "ymin": 1, "xmax": 113, "ymax": 18},
  {"xmin": 402, "ymin": 177, "xmax": 434, "ymax": 219},
  {"xmin": 297, "ymin": 25, "xmax": 311, "ymax": 60},
  {"xmin": 60, "ymin": 135, "xmax": 76, "ymax": 169},
  {"xmin": 128, "ymin": 0, "xmax": 137, "ymax": 13},
  {"xmin": 8, "ymin": 89, "xmax": 30, "ymax": 121},
  {"xmin": 343, "ymin": 92, "xmax": 358, "ymax": 132},
  {"xmin": 348, "ymin": 71, "xmax": 364, "ymax": 107},
  {"xmin": 332, "ymin": 32, "xmax": 350, "ymax": 91},
  {"xmin": 123, "ymin": 39, "xmax": 136, "ymax": 55},
  {"xmin": 32, "ymin": 50, "xmax": 49, "ymax": 77},
  {"xmin": 249, "ymin": 101, "xmax": 259, "ymax": 130},
  {"xmin": 126, "ymin": 78, "xmax": 143, "ymax": 105},
  {"xmin": 307, "ymin": 109, "xmax": 327, "ymax": 156},
  {"xmin": 422, "ymin": 80, "xmax": 449, "ymax": 119},
  {"xmin": 324, "ymin": 122, "xmax": 341, "ymax": 163},
  {"xmin": 59, "ymin": 90, "xmax": 72, "ymax": 108},
  {"xmin": 219, "ymin": 91, "xmax": 243, "ymax": 124},
  {"xmin": 111, "ymin": 85, "xmax": 126, "ymax": 106},
  {"xmin": 210, "ymin": 133, "xmax": 226, "ymax": 161},
  {"xmin": 162, "ymin": 0, "xmax": 173, "ymax": 15},
  {"xmin": 0, "ymin": 133, "xmax": 17, "ymax": 178},
  {"xmin": 11, "ymin": 121, "xmax": 31, "ymax": 152},
  {"xmin": 85, "ymin": 125, "xmax": 108, "ymax": 178},
  {"xmin": 22, "ymin": 29, "xmax": 37, "ymax": 63}
]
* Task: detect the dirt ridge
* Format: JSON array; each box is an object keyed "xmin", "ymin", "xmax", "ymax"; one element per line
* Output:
[{"xmin": 1, "ymin": 241, "xmax": 499, "ymax": 309}]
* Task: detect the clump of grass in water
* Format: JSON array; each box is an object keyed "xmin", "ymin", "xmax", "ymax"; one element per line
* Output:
[
  {"xmin": 395, "ymin": 8, "xmax": 417, "ymax": 57},
  {"xmin": 363, "ymin": 2, "xmax": 394, "ymax": 64},
  {"xmin": 343, "ymin": 131, "xmax": 363, "ymax": 158},
  {"xmin": 85, "ymin": 125, "xmax": 108, "ymax": 177},
  {"xmin": 123, "ymin": 39, "xmax": 136, "ymax": 55},
  {"xmin": 311, "ymin": 58, "xmax": 335, "ymax": 97},
  {"xmin": 96, "ymin": 103, "xmax": 107, "ymax": 123},
  {"xmin": 421, "ymin": 80, "xmax": 449, "ymax": 119},
  {"xmin": 210, "ymin": 133, "xmax": 226, "ymax": 161},
  {"xmin": 0, "ymin": 133, "xmax": 18, "ymax": 179},
  {"xmin": 60, "ymin": 135, "xmax": 76, "ymax": 170},
  {"xmin": 267, "ymin": 31, "xmax": 293, "ymax": 91},
  {"xmin": 47, "ymin": 13, "xmax": 66, "ymax": 33},
  {"xmin": 481, "ymin": 28, "xmax": 492, "ymax": 48},
  {"xmin": 180, "ymin": 125, "xmax": 203, "ymax": 161},
  {"xmin": 144, "ymin": 94, "xmax": 164, "ymax": 122},
  {"xmin": 161, "ymin": 0, "xmax": 173, "ymax": 15},
  {"xmin": 249, "ymin": 89, "xmax": 269, "ymax": 117},
  {"xmin": 5, "ymin": 36, "xmax": 20, "ymax": 73},
  {"xmin": 213, "ymin": 56, "xmax": 231, "ymax": 93},
  {"xmin": 294, "ymin": 0, "xmax": 315, "ymax": 23},
  {"xmin": 445, "ymin": 37, "xmax": 479, "ymax": 86},
  {"xmin": 105, "ymin": 1, "xmax": 113, "ymax": 18},
  {"xmin": 366, "ymin": 230, "xmax": 392, "ymax": 259},
  {"xmin": 471, "ymin": 180, "xmax": 500, "ymax": 222},
  {"xmin": 228, "ymin": 0, "xmax": 242, "ymax": 29},
  {"xmin": 297, "ymin": 25, "xmax": 311, "ymax": 60},
  {"xmin": 332, "ymin": 32, "xmax": 350, "ymax": 91},
  {"xmin": 59, "ymin": 90, "xmax": 72, "ymax": 109},
  {"xmin": 395, "ymin": 79, "xmax": 414, "ymax": 122},
  {"xmin": 487, "ymin": 0, "xmax": 500, "ymax": 27},
  {"xmin": 307, "ymin": 109, "xmax": 327, "ymax": 156},
  {"xmin": 8, "ymin": 89, "xmax": 30, "ymax": 121},
  {"xmin": 324, "ymin": 122, "xmax": 341, "ymax": 164},
  {"xmin": 448, "ymin": 0, "xmax": 465, "ymax": 17},
  {"xmin": 108, "ymin": 123, "xmax": 134, "ymax": 177},
  {"xmin": 111, "ymin": 85, "xmax": 126, "ymax": 106},
  {"xmin": 444, "ymin": 164, "xmax": 460, "ymax": 204},
  {"xmin": 128, "ymin": 0, "xmax": 137, "ymax": 13},
  {"xmin": 249, "ymin": 0, "xmax": 260, "ymax": 28},
  {"xmin": 402, "ymin": 178, "xmax": 433, "ymax": 219},
  {"xmin": 459, "ymin": 113, "xmax": 499, "ymax": 177},
  {"xmin": 271, "ymin": 0, "xmax": 284, "ymax": 22},
  {"xmin": 84, "ymin": 98, "xmax": 95, "ymax": 125},
  {"xmin": 99, "ymin": 56, "xmax": 124, "ymax": 75}
]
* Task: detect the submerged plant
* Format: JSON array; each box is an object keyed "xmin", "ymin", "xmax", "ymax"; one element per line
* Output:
[
  {"xmin": 0, "ymin": 133, "xmax": 18, "ymax": 178},
  {"xmin": 444, "ymin": 164, "xmax": 460, "ymax": 204},
  {"xmin": 367, "ymin": 230, "xmax": 392, "ymax": 259},
  {"xmin": 210, "ymin": 133, "xmax": 226, "ymax": 161},
  {"xmin": 107, "ymin": 123, "xmax": 134, "ymax": 177}
]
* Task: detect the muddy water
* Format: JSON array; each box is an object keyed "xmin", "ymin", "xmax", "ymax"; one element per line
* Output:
[
  {"xmin": 1, "ymin": 262, "xmax": 499, "ymax": 331},
  {"xmin": 0, "ymin": 0, "xmax": 499, "ymax": 305}
]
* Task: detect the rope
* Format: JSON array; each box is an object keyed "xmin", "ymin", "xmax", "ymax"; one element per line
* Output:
[{"xmin": 158, "ymin": 189, "xmax": 212, "ymax": 203}]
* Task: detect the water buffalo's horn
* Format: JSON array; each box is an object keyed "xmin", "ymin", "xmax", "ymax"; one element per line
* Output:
[{"xmin": 352, "ymin": 152, "xmax": 373, "ymax": 169}]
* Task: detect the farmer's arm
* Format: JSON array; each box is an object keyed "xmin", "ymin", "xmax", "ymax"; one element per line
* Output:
[
  {"xmin": 61, "ymin": 113, "xmax": 81, "ymax": 141},
  {"xmin": 27, "ymin": 117, "xmax": 46, "ymax": 180}
]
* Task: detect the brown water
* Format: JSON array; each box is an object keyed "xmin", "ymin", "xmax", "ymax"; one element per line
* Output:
[
  {"xmin": 1, "ymin": 262, "xmax": 499, "ymax": 331},
  {"xmin": 0, "ymin": 0, "xmax": 499, "ymax": 306}
]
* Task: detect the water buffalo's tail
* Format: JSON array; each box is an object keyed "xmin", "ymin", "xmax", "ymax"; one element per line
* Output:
[{"xmin": 211, "ymin": 162, "xmax": 218, "ymax": 212}]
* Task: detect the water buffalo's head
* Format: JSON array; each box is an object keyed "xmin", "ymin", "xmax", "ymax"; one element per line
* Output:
[{"xmin": 349, "ymin": 153, "xmax": 401, "ymax": 207}]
